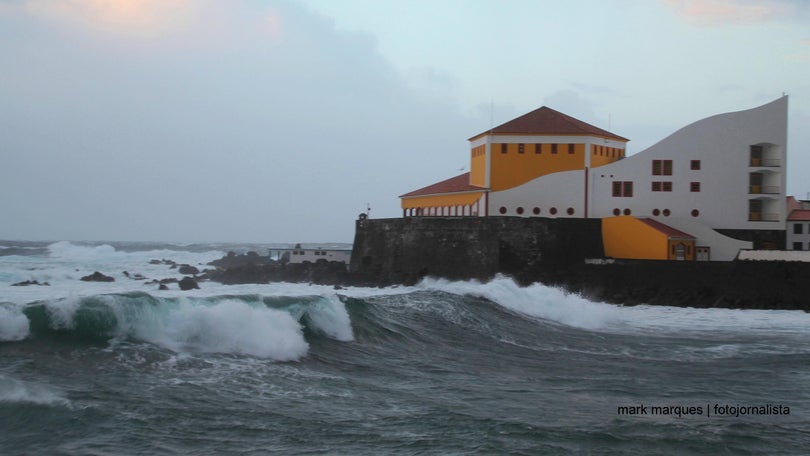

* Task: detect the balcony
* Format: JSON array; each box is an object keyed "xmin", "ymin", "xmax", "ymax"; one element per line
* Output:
[
  {"xmin": 749, "ymin": 185, "xmax": 781, "ymax": 194},
  {"xmin": 749, "ymin": 212, "xmax": 779, "ymax": 222},
  {"xmin": 749, "ymin": 158, "xmax": 781, "ymax": 167}
]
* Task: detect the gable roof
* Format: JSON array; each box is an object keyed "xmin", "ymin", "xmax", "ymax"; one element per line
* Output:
[
  {"xmin": 400, "ymin": 172, "xmax": 485, "ymax": 198},
  {"xmin": 639, "ymin": 218, "xmax": 695, "ymax": 239},
  {"xmin": 469, "ymin": 106, "xmax": 629, "ymax": 142},
  {"xmin": 788, "ymin": 210, "xmax": 810, "ymax": 221}
]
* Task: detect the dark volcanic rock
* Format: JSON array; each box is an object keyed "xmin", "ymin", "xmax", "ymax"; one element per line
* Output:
[
  {"xmin": 80, "ymin": 271, "xmax": 115, "ymax": 282},
  {"xmin": 11, "ymin": 280, "xmax": 50, "ymax": 286},
  {"xmin": 158, "ymin": 283, "xmax": 169, "ymax": 290},
  {"xmin": 178, "ymin": 276, "xmax": 200, "ymax": 290},
  {"xmin": 177, "ymin": 264, "xmax": 200, "ymax": 275},
  {"xmin": 208, "ymin": 251, "xmax": 266, "ymax": 269}
]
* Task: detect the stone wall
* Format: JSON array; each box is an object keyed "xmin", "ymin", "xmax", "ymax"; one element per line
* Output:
[
  {"xmin": 349, "ymin": 216, "xmax": 810, "ymax": 310},
  {"xmin": 349, "ymin": 216, "xmax": 603, "ymax": 286}
]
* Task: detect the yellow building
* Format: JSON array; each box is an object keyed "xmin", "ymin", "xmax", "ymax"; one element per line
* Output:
[
  {"xmin": 400, "ymin": 106, "xmax": 628, "ymax": 217},
  {"xmin": 602, "ymin": 216, "xmax": 696, "ymax": 260}
]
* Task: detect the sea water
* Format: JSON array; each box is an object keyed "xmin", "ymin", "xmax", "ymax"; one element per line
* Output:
[{"xmin": 1, "ymin": 241, "xmax": 809, "ymax": 454}]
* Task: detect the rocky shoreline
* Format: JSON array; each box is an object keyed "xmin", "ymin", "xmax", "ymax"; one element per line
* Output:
[{"xmin": 16, "ymin": 248, "xmax": 808, "ymax": 311}]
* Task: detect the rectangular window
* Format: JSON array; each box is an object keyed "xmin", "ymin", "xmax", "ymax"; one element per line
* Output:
[
  {"xmin": 652, "ymin": 160, "xmax": 673, "ymax": 176},
  {"xmin": 663, "ymin": 181, "xmax": 672, "ymax": 192},
  {"xmin": 795, "ymin": 223, "xmax": 804, "ymax": 235},
  {"xmin": 652, "ymin": 182, "xmax": 662, "ymax": 192},
  {"xmin": 518, "ymin": 143, "xmax": 525, "ymax": 154},
  {"xmin": 535, "ymin": 143, "xmax": 542, "ymax": 154},
  {"xmin": 551, "ymin": 144, "xmax": 558, "ymax": 154},
  {"xmin": 793, "ymin": 242, "xmax": 803, "ymax": 251},
  {"xmin": 612, "ymin": 181, "xmax": 622, "ymax": 197},
  {"xmin": 623, "ymin": 181, "xmax": 633, "ymax": 197},
  {"xmin": 691, "ymin": 160, "xmax": 701, "ymax": 170},
  {"xmin": 501, "ymin": 143, "xmax": 507, "ymax": 154},
  {"xmin": 613, "ymin": 181, "xmax": 633, "ymax": 197},
  {"xmin": 568, "ymin": 143, "xmax": 575, "ymax": 154},
  {"xmin": 690, "ymin": 182, "xmax": 701, "ymax": 192}
]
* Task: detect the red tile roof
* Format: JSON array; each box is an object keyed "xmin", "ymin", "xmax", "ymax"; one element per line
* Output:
[
  {"xmin": 639, "ymin": 218, "xmax": 695, "ymax": 239},
  {"xmin": 469, "ymin": 106, "xmax": 629, "ymax": 142},
  {"xmin": 788, "ymin": 210, "xmax": 810, "ymax": 221},
  {"xmin": 400, "ymin": 172, "xmax": 486, "ymax": 198}
]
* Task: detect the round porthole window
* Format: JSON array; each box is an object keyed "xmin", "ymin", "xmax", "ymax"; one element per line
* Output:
[
  {"xmin": 652, "ymin": 209, "xmax": 660, "ymax": 216},
  {"xmin": 533, "ymin": 207, "xmax": 540, "ymax": 215},
  {"xmin": 516, "ymin": 207, "xmax": 524, "ymax": 215},
  {"xmin": 623, "ymin": 208, "xmax": 631, "ymax": 215},
  {"xmin": 613, "ymin": 208, "xmax": 620, "ymax": 216},
  {"xmin": 550, "ymin": 207, "xmax": 558, "ymax": 215},
  {"xmin": 691, "ymin": 209, "xmax": 700, "ymax": 217},
  {"xmin": 499, "ymin": 206, "xmax": 507, "ymax": 214}
]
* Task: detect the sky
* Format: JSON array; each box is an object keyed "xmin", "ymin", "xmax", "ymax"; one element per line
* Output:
[{"xmin": 0, "ymin": 0, "xmax": 808, "ymax": 243}]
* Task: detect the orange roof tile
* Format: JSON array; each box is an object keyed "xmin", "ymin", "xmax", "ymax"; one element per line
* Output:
[
  {"xmin": 400, "ymin": 173, "xmax": 485, "ymax": 198},
  {"xmin": 469, "ymin": 106, "xmax": 629, "ymax": 142},
  {"xmin": 639, "ymin": 218, "xmax": 695, "ymax": 239}
]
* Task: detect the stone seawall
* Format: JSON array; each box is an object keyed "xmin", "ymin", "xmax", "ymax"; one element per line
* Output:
[
  {"xmin": 350, "ymin": 216, "xmax": 603, "ymax": 285},
  {"xmin": 350, "ymin": 217, "xmax": 810, "ymax": 310}
]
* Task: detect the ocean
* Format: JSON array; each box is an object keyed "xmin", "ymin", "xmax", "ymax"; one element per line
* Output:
[{"xmin": 1, "ymin": 241, "xmax": 809, "ymax": 455}]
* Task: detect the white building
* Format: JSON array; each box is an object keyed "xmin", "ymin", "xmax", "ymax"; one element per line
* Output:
[
  {"xmin": 787, "ymin": 196, "xmax": 810, "ymax": 251},
  {"xmin": 401, "ymin": 97, "xmax": 790, "ymax": 261}
]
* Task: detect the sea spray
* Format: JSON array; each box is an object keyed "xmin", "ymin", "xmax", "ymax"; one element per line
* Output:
[{"xmin": 0, "ymin": 305, "xmax": 29, "ymax": 341}]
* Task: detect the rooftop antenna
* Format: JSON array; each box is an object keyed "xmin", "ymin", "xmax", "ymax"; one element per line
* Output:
[{"xmin": 366, "ymin": 203, "xmax": 371, "ymax": 216}]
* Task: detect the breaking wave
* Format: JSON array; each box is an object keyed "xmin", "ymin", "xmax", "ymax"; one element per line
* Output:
[{"xmin": 6, "ymin": 292, "xmax": 354, "ymax": 362}]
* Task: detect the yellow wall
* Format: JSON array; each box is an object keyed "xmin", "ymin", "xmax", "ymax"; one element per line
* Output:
[
  {"xmin": 590, "ymin": 144, "xmax": 625, "ymax": 168},
  {"xmin": 602, "ymin": 216, "xmax": 669, "ymax": 260},
  {"xmin": 401, "ymin": 192, "xmax": 483, "ymax": 209},
  {"xmin": 470, "ymin": 145, "xmax": 486, "ymax": 187},
  {"xmin": 489, "ymin": 142, "xmax": 585, "ymax": 191}
]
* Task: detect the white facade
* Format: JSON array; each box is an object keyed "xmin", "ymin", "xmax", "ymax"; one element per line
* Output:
[
  {"xmin": 590, "ymin": 97, "xmax": 788, "ymax": 232},
  {"xmin": 479, "ymin": 97, "xmax": 788, "ymax": 259},
  {"xmin": 788, "ymin": 220, "xmax": 810, "ymax": 251},
  {"xmin": 272, "ymin": 248, "xmax": 352, "ymax": 264}
]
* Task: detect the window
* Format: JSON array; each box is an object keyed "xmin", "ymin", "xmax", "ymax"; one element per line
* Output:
[
  {"xmin": 793, "ymin": 242, "xmax": 803, "ymax": 251},
  {"xmin": 499, "ymin": 206, "xmax": 507, "ymax": 214},
  {"xmin": 691, "ymin": 209, "xmax": 699, "ymax": 217},
  {"xmin": 652, "ymin": 181, "xmax": 672, "ymax": 192},
  {"xmin": 518, "ymin": 143, "xmax": 525, "ymax": 154},
  {"xmin": 566, "ymin": 207, "xmax": 574, "ymax": 215},
  {"xmin": 691, "ymin": 160, "xmax": 701, "ymax": 170},
  {"xmin": 501, "ymin": 143, "xmax": 507, "ymax": 154},
  {"xmin": 652, "ymin": 159, "xmax": 673, "ymax": 176},
  {"xmin": 613, "ymin": 181, "xmax": 633, "ymax": 197},
  {"xmin": 795, "ymin": 223, "xmax": 804, "ymax": 235},
  {"xmin": 516, "ymin": 207, "xmax": 524, "ymax": 214},
  {"xmin": 690, "ymin": 182, "xmax": 701, "ymax": 192},
  {"xmin": 663, "ymin": 181, "xmax": 672, "ymax": 192},
  {"xmin": 533, "ymin": 207, "xmax": 540, "ymax": 215},
  {"xmin": 652, "ymin": 182, "xmax": 661, "ymax": 192},
  {"xmin": 550, "ymin": 207, "xmax": 558, "ymax": 215},
  {"xmin": 551, "ymin": 144, "xmax": 558, "ymax": 154},
  {"xmin": 535, "ymin": 144, "xmax": 542, "ymax": 154},
  {"xmin": 568, "ymin": 144, "xmax": 575, "ymax": 154}
]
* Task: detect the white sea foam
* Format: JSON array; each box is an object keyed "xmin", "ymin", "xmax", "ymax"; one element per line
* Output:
[
  {"xmin": 418, "ymin": 275, "xmax": 623, "ymax": 329},
  {"xmin": 305, "ymin": 295, "xmax": 354, "ymax": 342},
  {"xmin": 417, "ymin": 275, "xmax": 810, "ymax": 335},
  {"xmin": 0, "ymin": 375, "xmax": 70, "ymax": 407},
  {"xmin": 139, "ymin": 299, "xmax": 309, "ymax": 361},
  {"xmin": 0, "ymin": 305, "xmax": 29, "ymax": 341}
]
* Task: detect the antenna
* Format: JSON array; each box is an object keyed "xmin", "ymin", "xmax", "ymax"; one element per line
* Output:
[{"xmin": 490, "ymin": 99, "xmax": 494, "ymax": 131}]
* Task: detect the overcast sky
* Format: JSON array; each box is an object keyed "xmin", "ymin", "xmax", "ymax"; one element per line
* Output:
[{"xmin": 1, "ymin": 0, "xmax": 808, "ymax": 243}]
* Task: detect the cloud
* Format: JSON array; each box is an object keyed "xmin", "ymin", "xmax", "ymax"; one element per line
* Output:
[
  {"xmin": 16, "ymin": 0, "xmax": 194, "ymax": 38},
  {"xmin": 663, "ymin": 0, "xmax": 800, "ymax": 25},
  {"xmin": 0, "ymin": 0, "xmax": 472, "ymax": 242}
]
